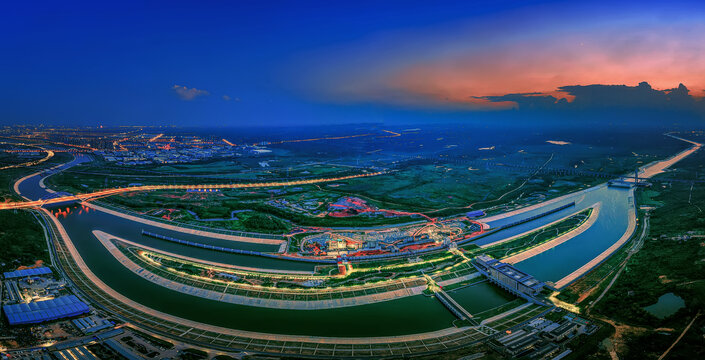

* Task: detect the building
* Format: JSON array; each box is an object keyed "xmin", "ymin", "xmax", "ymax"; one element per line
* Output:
[
  {"xmin": 3, "ymin": 295, "xmax": 89, "ymax": 325},
  {"xmin": 546, "ymin": 321, "xmax": 579, "ymax": 341},
  {"xmin": 491, "ymin": 329, "xmax": 542, "ymax": 357},
  {"xmin": 473, "ymin": 255, "xmax": 545, "ymax": 300},
  {"xmin": 466, "ymin": 210, "xmax": 485, "ymax": 218},
  {"xmin": 3, "ymin": 266, "xmax": 52, "ymax": 280}
]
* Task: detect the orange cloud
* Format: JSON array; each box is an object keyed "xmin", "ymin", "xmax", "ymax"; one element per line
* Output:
[
  {"xmin": 302, "ymin": 12, "xmax": 705, "ymax": 109},
  {"xmin": 388, "ymin": 31, "xmax": 705, "ymax": 106}
]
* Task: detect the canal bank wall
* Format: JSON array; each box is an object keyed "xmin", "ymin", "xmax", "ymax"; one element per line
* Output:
[{"xmin": 503, "ymin": 203, "xmax": 602, "ymax": 264}]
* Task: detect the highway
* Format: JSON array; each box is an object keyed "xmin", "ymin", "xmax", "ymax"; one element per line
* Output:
[
  {"xmin": 0, "ymin": 142, "xmax": 55, "ymax": 170},
  {"xmin": 1, "ymin": 171, "xmax": 385, "ymax": 210}
]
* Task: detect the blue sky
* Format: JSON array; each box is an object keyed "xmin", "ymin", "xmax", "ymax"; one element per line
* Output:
[{"xmin": 2, "ymin": 1, "xmax": 704, "ymax": 127}]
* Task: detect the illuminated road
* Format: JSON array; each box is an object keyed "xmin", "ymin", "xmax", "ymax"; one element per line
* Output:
[
  {"xmin": 1, "ymin": 171, "xmax": 385, "ymax": 210},
  {"xmin": 0, "ymin": 142, "xmax": 55, "ymax": 170}
]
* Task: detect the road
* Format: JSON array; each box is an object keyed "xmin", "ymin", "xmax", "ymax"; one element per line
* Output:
[
  {"xmin": 0, "ymin": 142, "xmax": 55, "ymax": 170},
  {"xmin": 1, "ymin": 171, "xmax": 385, "ymax": 210}
]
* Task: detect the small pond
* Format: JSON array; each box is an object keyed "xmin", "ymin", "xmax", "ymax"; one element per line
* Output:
[{"xmin": 643, "ymin": 293, "xmax": 685, "ymax": 319}]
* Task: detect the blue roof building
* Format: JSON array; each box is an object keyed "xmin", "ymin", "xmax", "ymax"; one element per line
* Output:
[
  {"xmin": 3, "ymin": 295, "xmax": 90, "ymax": 325},
  {"xmin": 3, "ymin": 267, "xmax": 52, "ymax": 279}
]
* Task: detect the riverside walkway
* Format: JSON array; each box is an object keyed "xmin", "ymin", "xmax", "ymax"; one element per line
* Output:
[
  {"xmin": 93, "ymin": 231, "xmax": 313, "ymax": 274},
  {"xmin": 553, "ymin": 205, "xmax": 637, "ymax": 289}
]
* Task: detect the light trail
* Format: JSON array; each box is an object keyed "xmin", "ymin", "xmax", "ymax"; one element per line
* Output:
[
  {"xmin": 0, "ymin": 171, "xmax": 385, "ymax": 210},
  {"xmin": 380, "ymin": 130, "xmax": 401, "ymax": 137},
  {"xmin": 0, "ymin": 143, "xmax": 55, "ymax": 170},
  {"xmin": 268, "ymin": 133, "xmax": 374, "ymax": 144},
  {"xmin": 148, "ymin": 133, "xmax": 164, "ymax": 142}
]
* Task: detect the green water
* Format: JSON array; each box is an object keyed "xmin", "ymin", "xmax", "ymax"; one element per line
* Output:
[
  {"xmin": 447, "ymin": 281, "xmax": 515, "ymax": 314},
  {"xmin": 513, "ymin": 185, "xmax": 634, "ymax": 284},
  {"xmin": 644, "ymin": 293, "xmax": 685, "ymax": 319},
  {"xmin": 57, "ymin": 207, "xmax": 464, "ymax": 336}
]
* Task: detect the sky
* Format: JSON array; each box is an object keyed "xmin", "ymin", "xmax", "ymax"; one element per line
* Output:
[{"xmin": 2, "ymin": 0, "xmax": 705, "ymax": 127}]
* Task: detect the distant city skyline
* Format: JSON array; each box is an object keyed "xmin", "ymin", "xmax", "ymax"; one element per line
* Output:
[{"xmin": 2, "ymin": 0, "xmax": 705, "ymax": 126}]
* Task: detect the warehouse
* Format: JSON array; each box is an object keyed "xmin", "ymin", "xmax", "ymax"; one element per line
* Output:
[
  {"xmin": 3, "ymin": 267, "xmax": 52, "ymax": 280},
  {"xmin": 3, "ymin": 295, "xmax": 89, "ymax": 325}
]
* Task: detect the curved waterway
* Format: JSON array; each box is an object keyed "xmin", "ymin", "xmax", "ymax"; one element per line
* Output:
[
  {"xmin": 512, "ymin": 185, "xmax": 633, "ymax": 284},
  {"xmin": 473, "ymin": 184, "xmax": 634, "ymax": 284},
  {"xmin": 16, "ymin": 154, "xmax": 91, "ymax": 200},
  {"xmin": 447, "ymin": 281, "xmax": 515, "ymax": 312},
  {"xmin": 45, "ymin": 179, "xmax": 630, "ymax": 335},
  {"xmin": 52, "ymin": 204, "xmax": 473, "ymax": 336},
  {"xmin": 56, "ymin": 207, "xmax": 300, "ymax": 269}
]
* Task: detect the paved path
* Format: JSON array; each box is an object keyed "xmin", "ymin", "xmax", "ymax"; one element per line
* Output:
[
  {"xmin": 481, "ymin": 188, "xmax": 592, "ymax": 224},
  {"xmin": 588, "ymin": 214, "xmax": 649, "ymax": 312},
  {"xmin": 657, "ymin": 311, "xmax": 701, "ymax": 360},
  {"xmin": 480, "ymin": 302, "xmax": 532, "ymax": 325},
  {"xmin": 94, "ymin": 230, "xmax": 480, "ymax": 310},
  {"xmin": 629, "ymin": 133, "xmax": 702, "ymax": 180},
  {"xmin": 0, "ymin": 143, "xmax": 54, "ymax": 170},
  {"xmin": 552, "ymin": 198, "xmax": 636, "ymax": 289},
  {"xmin": 551, "ymin": 134, "xmax": 699, "ymax": 289}
]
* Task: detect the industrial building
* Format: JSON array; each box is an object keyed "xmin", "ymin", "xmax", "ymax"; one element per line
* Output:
[
  {"xmin": 466, "ymin": 210, "xmax": 485, "ymax": 218},
  {"xmin": 72, "ymin": 315, "xmax": 115, "ymax": 334},
  {"xmin": 52, "ymin": 345, "xmax": 99, "ymax": 360},
  {"xmin": 490, "ymin": 329, "xmax": 543, "ymax": 357},
  {"xmin": 2, "ymin": 266, "xmax": 66, "ymax": 305},
  {"xmin": 473, "ymin": 255, "xmax": 545, "ymax": 300},
  {"xmin": 3, "ymin": 266, "xmax": 52, "ymax": 280},
  {"xmin": 3, "ymin": 295, "xmax": 90, "ymax": 325}
]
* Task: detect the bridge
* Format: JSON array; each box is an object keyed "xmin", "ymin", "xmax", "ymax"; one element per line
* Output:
[
  {"xmin": 434, "ymin": 289, "xmax": 475, "ymax": 322},
  {"xmin": 0, "ymin": 171, "xmax": 385, "ymax": 210}
]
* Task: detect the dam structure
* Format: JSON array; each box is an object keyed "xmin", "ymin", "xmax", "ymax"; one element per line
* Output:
[{"xmin": 472, "ymin": 255, "xmax": 546, "ymax": 304}]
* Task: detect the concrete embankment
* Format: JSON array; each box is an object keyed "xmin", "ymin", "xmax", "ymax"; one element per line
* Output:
[
  {"xmin": 85, "ymin": 202, "xmax": 284, "ymax": 246},
  {"xmin": 553, "ymin": 204, "xmax": 637, "ymax": 289},
  {"xmin": 503, "ymin": 203, "xmax": 601, "ymax": 264},
  {"xmin": 94, "ymin": 230, "xmax": 481, "ymax": 310},
  {"xmin": 43, "ymin": 209, "xmax": 504, "ymax": 346},
  {"xmin": 94, "ymin": 230, "xmax": 426, "ymax": 309},
  {"xmin": 94, "ymin": 231, "xmax": 312, "ymax": 275},
  {"xmin": 479, "ymin": 205, "xmax": 593, "ymax": 249}
]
